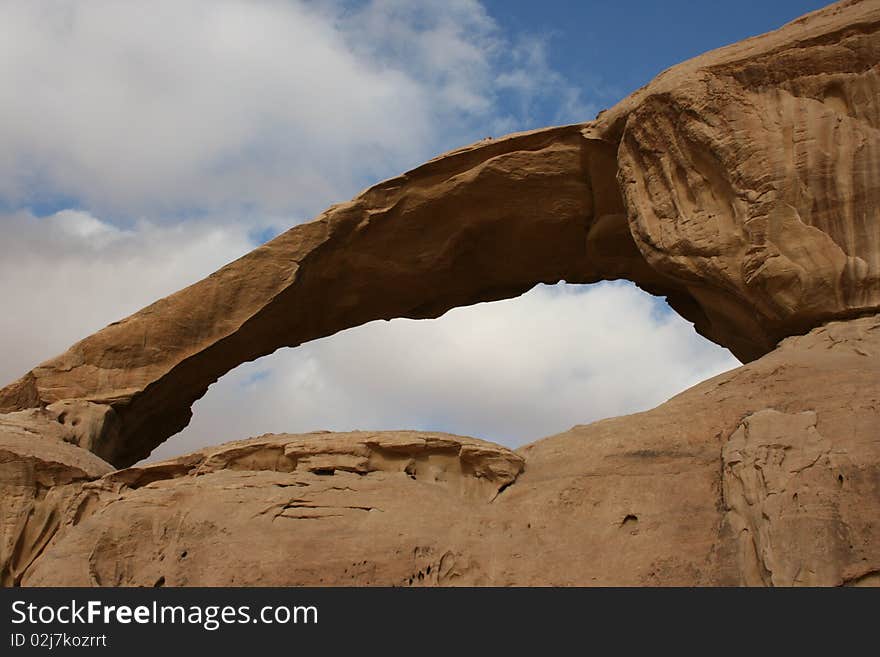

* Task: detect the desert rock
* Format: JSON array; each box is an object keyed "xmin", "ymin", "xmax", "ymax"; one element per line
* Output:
[
  {"xmin": 1, "ymin": 0, "xmax": 878, "ymax": 586},
  {"xmin": 18, "ymin": 314, "xmax": 880, "ymax": 586},
  {"xmin": 0, "ymin": 416, "xmax": 112, "ymax": 586}
]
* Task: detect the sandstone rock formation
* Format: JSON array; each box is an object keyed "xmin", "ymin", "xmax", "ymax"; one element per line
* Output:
[
  {"xmin": 14, "ymin": 315, "xmax": 880, "ymax": 586},
  {"xmin": 1, "ymin": 0, "xmax": 878, "ymax": 586},
  {"xmin": 0, "ymin": 417, "xmax": 112, "ymax": 586}
]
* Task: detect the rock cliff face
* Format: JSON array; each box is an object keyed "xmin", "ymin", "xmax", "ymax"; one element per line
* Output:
[{"xmin": 1, "ymin": 0, "xmax": 878, "ymax": 586}]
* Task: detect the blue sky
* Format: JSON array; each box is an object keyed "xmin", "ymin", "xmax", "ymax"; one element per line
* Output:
[{"xmin": 0, "ymin": 1, "xmax": 822, "ymax": 459}]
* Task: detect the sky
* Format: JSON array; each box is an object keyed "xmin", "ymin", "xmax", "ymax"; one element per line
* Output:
[{"xmin": 0, "ymin": 0, "xmax": 826, "ymax": 461}]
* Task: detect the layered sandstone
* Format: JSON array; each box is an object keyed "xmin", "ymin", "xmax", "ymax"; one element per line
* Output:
[{"xmin": 0, "ymin": 0, "xmax": 878, "ymax": 586}]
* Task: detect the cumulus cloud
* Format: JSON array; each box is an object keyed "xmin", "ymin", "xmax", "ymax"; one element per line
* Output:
[{"xmin": 0, "ymin": 1, "xmax": 739, "ymax": 463}]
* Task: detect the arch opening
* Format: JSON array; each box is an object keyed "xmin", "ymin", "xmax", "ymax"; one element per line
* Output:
[{"xmin": 144, "ymin": 281, "xmax": 738, "ymax": 464}]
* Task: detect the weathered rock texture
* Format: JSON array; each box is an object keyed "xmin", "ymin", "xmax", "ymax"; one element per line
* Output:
[
  {"xmin": 16, "ymin": 315, "xmax": 880, "ymax": 586},
  {"xmin": 1, "ymin": 0, "xmax": 878, "ymax": 586},
  {"xmin": 0, "ymin": 417, "xmax": 112, "ymax": 586}
]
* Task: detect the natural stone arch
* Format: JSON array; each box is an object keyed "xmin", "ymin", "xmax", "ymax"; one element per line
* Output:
[
  {"xmin": 0, "ymin": 126, "xmax": 689, "ymax": 466},
  {"xmin": 2, "ymin": 0, "xmax": 879, "ymax": 468}
]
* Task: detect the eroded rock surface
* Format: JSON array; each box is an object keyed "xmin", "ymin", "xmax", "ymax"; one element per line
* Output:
[
  {"xmin": 0, "ymin": 420, "xmax": 112, "ymax": 586},
  {"xmin": 16, "ymin": 315, "xmax": 880, "ymax": 586},
  {"xmin": 21, "ymin": 432, "xmax": 524, "ymax": 586},
  {"xmin": 722, "ymin": 409, "xmax": 847, "ymax": 586},
  {"xmin": 1, "ymin": 0, "xmax": 878, "ymax": 467}
]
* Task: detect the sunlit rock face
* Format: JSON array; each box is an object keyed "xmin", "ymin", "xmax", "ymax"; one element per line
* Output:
[
  {"xmin": 1, "ymin": 0, "xmax": 879, "ymax": 586},
  {"xmin": 615, "ymin": 13, "xmax": 880, "ymax": 361}
]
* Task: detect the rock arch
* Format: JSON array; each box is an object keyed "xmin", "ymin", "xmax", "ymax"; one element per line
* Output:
[
  {"xmin": 1, "ymin": 127, "xmax": 676, "ymax": 466},
  {"xmin": 1, "ymin": 0, "xmax": 878, "ymax": 468}
]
